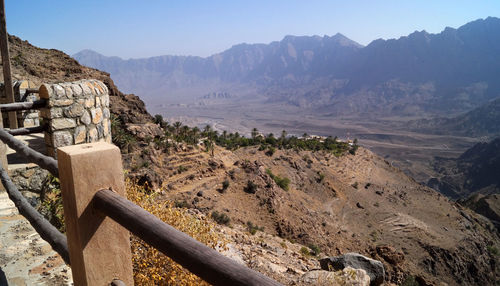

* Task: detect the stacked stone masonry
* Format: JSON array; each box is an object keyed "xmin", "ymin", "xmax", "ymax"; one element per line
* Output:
[
  {"xmin": 15, "ymin": 81, "xmax": 41, "ymax": 128},
  {"xmin": 0, "ymin": 80, "xmax": 40, "ymax": 128},
  {"xmin": 39, "ymin": 80, "xmax": 112, "ymax": 158}
]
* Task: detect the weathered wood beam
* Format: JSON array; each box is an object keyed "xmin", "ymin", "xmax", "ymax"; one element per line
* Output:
[
  {"xmin": 0, "ymin": 0, "xmax": 17, "ymax": 128},
  {"xmin": 94, "ymin": 189, "xmax": 283, "ymax": 286},
  {"xmin": 57, "ymin": 142, "xmax": 133, "ymax": 286},
  {"xmin": 0, "ymin": 99, "xmax": 46, "ymax": 112},
  {"xmin": 7, "ymin": 124, "xmax": 46, "ymax": 136}
]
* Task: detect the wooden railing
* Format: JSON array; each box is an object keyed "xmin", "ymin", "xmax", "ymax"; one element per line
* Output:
[{"xmin": 0, "ymin": 101, "xmax": 282, "ymax": 285}]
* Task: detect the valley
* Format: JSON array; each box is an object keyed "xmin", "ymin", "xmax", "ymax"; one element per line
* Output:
[{"xmin": 148, "ymin": 96, "xmax": 480, "ymax": 183}]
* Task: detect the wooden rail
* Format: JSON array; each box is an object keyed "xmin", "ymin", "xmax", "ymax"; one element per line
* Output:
[
  {"xmin": 95, "ymin": 189, "xmax": 282, "ymax": 286},
  {"xmin": 7, "ymin": 125, "xmax": 47, "ymax": 136},
  {"xmin": 0, "ymin": 164, "xmax": 70, "ymax": 264},
  {"xmin": 0, "ymin": 99, "xmax": 46, "ymax": 112},
  {"xmin": 0, "ymin": 127, "xmax": 58, "ymax": 176}
]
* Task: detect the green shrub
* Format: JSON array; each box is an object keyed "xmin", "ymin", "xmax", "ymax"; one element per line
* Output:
[
  {"xmin": 487, "ymin": 245, "xmax": 499, "ymax": 256},
  {"xmin": 39, "ymin": 175, "xmax": 65, "ymax": 232},
  {"xmin": 265, "ymin": 146, "xmax": 276, "ymax": 156},
  {"xmin": 246, "ymin": 221, "xmax": 264, "ymax": 235},
  {"xmin": 211, "ymin": 211, "xmax": 230, "ymax": 225},
  {"xmin": 300, "ymin": 246, "xmax": 310, "ymax": 256},
  {"xmin": 244, "ymin": 180, "xmax": 258, "ymax": 194},
  {"xmin": 266, "ymin": 169, "xmax": 290, "ymax": 191},
  {"xmin": 177, "ymin": 165, "xmax": 188, "ymax": 173},
  {"xmin": 352, "ymin": 182, "xmax": 359, "ymax": 189},
  {"xmin": 174, "ymin": 200, "xmax": 189, "ymax": 208},
  {"xmin": 275, "ymin": 176, "xmax": 290, "ymax": 191},
  {"xmin": 221, "ymin": 179, "xmax": 230, "ymax": 192},
  {"xmin": 401, "ymin": 275, "xmax": 419, "ymax": 286},
  {"xmin": 317, "ymin": 172, "xmax": 325, "ymax": 183},
  {"xmin": 308, "ymin": 244, "xmax": 321, "ymax": 256}
]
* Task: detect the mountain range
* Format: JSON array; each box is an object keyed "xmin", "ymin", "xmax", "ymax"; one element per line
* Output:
[{"xmin": 74, "ymin": 17, "xmax": 500, "ymax": 117}]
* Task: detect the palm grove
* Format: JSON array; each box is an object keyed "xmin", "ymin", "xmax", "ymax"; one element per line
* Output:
[{"xmin": 112, "ymin": 114, "xmax": 359, "ymax": 156}]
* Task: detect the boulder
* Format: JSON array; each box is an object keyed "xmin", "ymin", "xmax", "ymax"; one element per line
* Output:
[
  {"xmin": 376, "ymin": 245, "xmax": 404, "ymax": 265},
  {"xmin": 126, "ymin": 123, "xmax": 163, "ymax": 140},
  {"xmin": 320, "ymin": 253, "xmax": 385, "ymax": 286},
  {"xmin": 301, "ymin": 267, "xmax": 370, "ymax": 286}
]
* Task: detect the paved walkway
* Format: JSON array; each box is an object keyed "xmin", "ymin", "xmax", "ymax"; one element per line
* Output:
[
  {"xmin": 0, "ymin": 192, "xmax": 72, "ymax": 285},
  {"xmin": 1, "ymin": 133, "xmax": 73, "ymax": 285}
]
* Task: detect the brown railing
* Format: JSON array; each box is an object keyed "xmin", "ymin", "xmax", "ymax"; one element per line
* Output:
[
  {"xmin": 95, "ymin": 189, "xmax": 281, "ymax": 286},
  {"xmin": 0, "ymin": 101, "xmax": 282, "ymax": 285}
]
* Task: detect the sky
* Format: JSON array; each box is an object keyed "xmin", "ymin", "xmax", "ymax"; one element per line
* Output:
[{"xmin": 5, "ymin": 1, "xmax": 500, "ymax": 59}]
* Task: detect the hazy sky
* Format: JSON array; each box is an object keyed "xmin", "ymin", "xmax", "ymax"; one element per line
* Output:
[{"xmin": 5, "ymin": 1, "xmax": 500, "ymax": 59}]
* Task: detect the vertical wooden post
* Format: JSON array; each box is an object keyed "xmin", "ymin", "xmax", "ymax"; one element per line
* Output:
[
  {"xmin": 0, "ymin": 109, "xmax": 7, "ymax": 190},
  {"xmin": 0, "ymin": 0, "xmax": 17, "ymax": 129},
  {"xmin": 57, "ymin": 142, "xmax": 133, "ymax": 286}
]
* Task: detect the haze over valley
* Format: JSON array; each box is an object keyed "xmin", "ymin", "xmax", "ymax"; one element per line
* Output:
[{"xmin": 74, "ymin": 17, "xmax": 500, "ymax": 183}]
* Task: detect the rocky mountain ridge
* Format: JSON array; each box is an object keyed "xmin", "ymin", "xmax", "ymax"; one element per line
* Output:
[{"xmin": 75, "ymin": 17, "xmax": 500, "ymax": 117}]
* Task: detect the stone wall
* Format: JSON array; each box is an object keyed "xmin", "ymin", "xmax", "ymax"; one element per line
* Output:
[
  {"xmin": 0, "ymin": 80, "xmax": 40, "ymax": 128},
  {"xmin": 15, "ymin": 81, "xmax": 41, "ymax": 127},
  {"xmin": 39, "ymin": 80, "xmax": 111, "ymax": 158}
]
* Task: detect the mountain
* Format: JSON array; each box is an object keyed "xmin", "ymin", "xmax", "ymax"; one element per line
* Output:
[
  {"xmin": 409, "ymin": 97, "xmax": 500, "ymax": 137},
  {"xmin": 461, "ymin": 194, "xmax": 500, "ymax": 229},
  {"xmin": 428, "ymin": 137, "xmax": 500, "ymax": 199},
  {"xmin": 74, "ymin": 17, "xmax": 500, "ymax": 117}
]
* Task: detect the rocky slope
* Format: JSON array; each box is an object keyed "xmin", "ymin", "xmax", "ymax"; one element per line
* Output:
[
  {"xmin": 4, "ymin": 33, "xmax": 500, "ymax": 285},
  {"xmin": 409, "ymin": 97, "xmax": 500, "ymax": 138},
  {"xmin": 428, "ymin": 137, "xmax": 500, "ymax": 199},
  {"xmin": 3, "ymin": 35, "xmax": 153, "ymax": 126},
  {"xmin": 129, "ymin": 140, "xmax": 499, "ymax": 285},
  {"xmin": 460, "ymin": 194, "xmax": 500, "ymax": 230}
]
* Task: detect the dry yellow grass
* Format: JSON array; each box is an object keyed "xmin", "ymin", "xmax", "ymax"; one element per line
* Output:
[{"xmin": 127, "ymin": 180, "xmax": 226, "ymax": 285}]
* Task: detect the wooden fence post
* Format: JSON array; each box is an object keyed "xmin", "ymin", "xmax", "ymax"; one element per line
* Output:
[
  {"xmin": 57, "ymin": 142, "xmax": 133, "ymax": 285},
  {"xmin": 0, "ymin": 0, "xmax": 18, "ymax": 129},
  {"xmin": 0, "ymin": 109, "xmax": 7, "ymax": 190}
]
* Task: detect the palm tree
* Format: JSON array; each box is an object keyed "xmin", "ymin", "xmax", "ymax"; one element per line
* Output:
[
  {"xmin": 181, "ymin": 125, "xmax": 190, "ymax": 138},
  {"xmin": 173, "ymin": 121, "xmax": 182, "ymax": 136},
  {"xmin": 203, "ymin": 125, "xmax": 212, "ymax": 137},
  {"xmin": 251, "ymin": 128, "xmax": 259, "ymax": 140},
  {"xmin": 191, "ymin": 127, "xmax": 200, "ymax": 144},
  {"xmin": 281, "ymin": 130, "xmax": 287, "ymax": 139}
]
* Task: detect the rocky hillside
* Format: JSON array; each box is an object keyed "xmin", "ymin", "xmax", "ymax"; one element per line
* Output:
[
  {"xmin": 409, "ymin": 97, "xmax": 500, "ymax": 138},
  {"xmin": 428, "ymin": 137, "xmax": 500, "ymax": 199},
  {"xmin": 5, "ymin": 34, "xmax": 500, "ymax": 285},
  {"xmin": 128, "ymin": 140, "xmax": 499, "ymax": 285},
  {"xmin": 460, "ymin": 194, "xmax": 500, "ymax": 230},
  {"xmin": 2, "ymin": 35, "xmax": 153, "ymax": 126}
]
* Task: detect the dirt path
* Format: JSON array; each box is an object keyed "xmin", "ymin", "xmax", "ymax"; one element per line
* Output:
[{"xmin": 0, "ymin": 191, "xmax": 72, "ymax": 285}]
